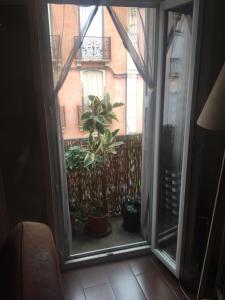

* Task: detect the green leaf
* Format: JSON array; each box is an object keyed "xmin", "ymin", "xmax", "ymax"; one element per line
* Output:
[
  {"xmin": 112, "ymin": 129, "xmax": 119, "ymax": 137},
  {"xmin": 83, "ymin": 118, "xmax": 95, "ymax": 131},
  {"xmin": 112, "ymin": 102, "xmax": 124, "ymax": 108},
  {"xmin": 108, "ymin": 141, "xmax": 124, "ymax": 149},
  {"xmin": 64, "ymin": 145, "xmax": 87, "ymax": 171},
  {"xmin": 105, "ymin": 129, "xmax": 112, "ymax": 144},
  {"xmin": 96, "ymin": 122, "xmax": 105, "ymax": 134},
  {"xmin": 107, "ymin": 102, "xmax": 112, "ymax": 111},
  {"xmin": 88, "ymin": 134, "xmax": 93, "ymax": 146},
  {"xmin": 97, "ymin": 115, "xmax": 106, "ymax": 124},
  {"xmin": 93, "ymin": 96, "xmax": 101, "ymax": 106},
  {"xmin": 94, "ymin": 116, "xmax": 105, "ymax": 125},
  {"xmin": 109, "ymin": 112, "xmax": 119, "ymax": 122},
  {"xmin": 93, "ymin": 140, "xmax": 101, "ymax": 152},
  {"xmin": 84, "ymin": 152, "xmax": 95, "ymax": 168},
  {"xmin": 88, "ymin": 95, "xmax": 98, "ymax": 102},
  {"xmin": 113, "ymin": 141, "xmax": 124, "ymax": 147},
  {"xmin": 81, "ymin": 111, "xmax": 92, "ymax": 120}
]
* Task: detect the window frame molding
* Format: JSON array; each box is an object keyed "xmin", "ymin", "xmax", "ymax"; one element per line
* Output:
[{"xmin": 47, "ymin": 0, "xmax": 161, "ymax": 8}]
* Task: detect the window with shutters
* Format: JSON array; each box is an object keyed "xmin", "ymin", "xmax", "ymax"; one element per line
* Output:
[{"xmin": 81, "ymin": 70, "xmax": 104, "ymax": 107}]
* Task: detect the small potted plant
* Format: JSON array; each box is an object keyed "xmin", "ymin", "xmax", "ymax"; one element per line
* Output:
[
  {"xmin": 81, "ymin": 94, "xmax": 124, "ymax": 236},
  {"xmin": 122, "ymin": 195, "xmax": 141, "ymax": 232},
  {"xmin": 65, "ymin": 146, "xmax": 88, "ymax": 234}
]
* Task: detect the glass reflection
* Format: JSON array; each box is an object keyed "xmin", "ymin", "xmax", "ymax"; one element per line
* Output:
[{"xmin": 157, "ymin": 4, "xmax": 193, "ymax": 261}]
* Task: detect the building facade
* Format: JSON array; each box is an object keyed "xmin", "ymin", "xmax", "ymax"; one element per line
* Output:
[{"xmin": 49, "ymin": 5, "xmax": 143, "ymax": 139}]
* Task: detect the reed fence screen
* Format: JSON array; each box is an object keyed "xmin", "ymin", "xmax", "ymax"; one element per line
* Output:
[{"xmin": 64, "ymin": 134, "xmax": 142, "ymax": 216}]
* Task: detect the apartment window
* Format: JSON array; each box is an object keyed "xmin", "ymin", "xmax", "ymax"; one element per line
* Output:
[
  {"xmin": 129, "ymin": 7, "xmax": 137, "ymax": 43},
  {"xmin": 81, "ymin": 70, "xmax": 104, "ymax": 107},
  {"xmin": 79, "ymin": 6, "xmax": 103, "ymax": 37}
]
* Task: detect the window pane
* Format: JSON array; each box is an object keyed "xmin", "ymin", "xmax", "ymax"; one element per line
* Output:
[
  {"xmin": 79, "ymin": 6, "xmax": 103, "ymax": 37},
  {"xmin": 156, "ymin": 4, "xmax": 193, "ymax": 261}
]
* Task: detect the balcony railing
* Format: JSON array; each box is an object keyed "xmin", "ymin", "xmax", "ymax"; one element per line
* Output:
[
  {"xmin": 74, "ymin": 36, "xmax": 111, "ymax": 61},
  {"xmin": 64, "ymin": 134, "xmax": 142, "ymax": 216}
]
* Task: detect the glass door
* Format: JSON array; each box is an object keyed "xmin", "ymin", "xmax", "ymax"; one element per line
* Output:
[{"xmin": 152, "ymin": 0, "xmax": 200, "ymax": 277}]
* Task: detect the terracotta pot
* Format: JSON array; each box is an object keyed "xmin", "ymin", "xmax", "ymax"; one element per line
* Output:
[{"xmin": 87, "ymin": 214, "xmax": 109, "ymax": 235}]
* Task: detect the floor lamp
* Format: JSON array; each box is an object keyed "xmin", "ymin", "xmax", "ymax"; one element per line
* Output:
[{"xmin": 197, "ymin": 63, "xmax": 225, "ymax": 299}]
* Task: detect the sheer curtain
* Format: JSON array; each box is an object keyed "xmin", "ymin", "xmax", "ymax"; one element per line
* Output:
[
  {"xmin": 54, "ymin": 5, "xmax": 99, "ymax": 94},
  {"xmin": 82, "ymin": 70, "xmax": 104, "ymax": 106},
  {"xmin": 54, "ymin": 4, "xmax": 155, "ymax": 93},
  {"xmin": 107, "ymin": 6, "xmax": 154, "ymax": 90},
  {"xmin": 51, "ymin": 2, "xmax": 156, "ymax": 239}
]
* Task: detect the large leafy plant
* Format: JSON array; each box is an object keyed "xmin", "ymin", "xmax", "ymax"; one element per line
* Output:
[
  {"xmin": 82, "ymin": 94, "xmax": 124, "ymax": 214},
  {"xmin": 82, "ymin": 94, "xmax": 124, "ymax": 168}
]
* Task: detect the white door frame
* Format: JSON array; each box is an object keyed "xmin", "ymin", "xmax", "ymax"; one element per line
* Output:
[
  {"xmin": 29, "ymin": 0, "xmax": 200, "ymax": 271},
  {"xmin": 31, "ymin": 0, "xmax": 162, "ymax": 267},
  {"xmin": 151, "ymin": 0, "xmax": 200, "ymax": 278}
]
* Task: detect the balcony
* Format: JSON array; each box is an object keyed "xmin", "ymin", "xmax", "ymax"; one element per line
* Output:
[
  {"xmin": 74, "ymin": 36, "xmax": 111, "ymax": 61},
  {"xmin": 65, "ymin": 133, "xmax": 141, "ymax": 217},
  {"xmin": 64, "ymin": 134, "xmax": 142, "ymax": 252}
]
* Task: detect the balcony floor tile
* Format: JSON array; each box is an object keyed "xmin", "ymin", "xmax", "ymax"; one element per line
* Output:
[{"xmin": 72, "ymin": 216, "xmax": 143, "ymax": 254}]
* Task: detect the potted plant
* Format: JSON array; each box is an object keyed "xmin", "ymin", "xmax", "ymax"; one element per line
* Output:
[
  {"xmin": 122, "ymin": 195, "xmax": 141, "ymax": 232},
  {"xmin": 81, "ymin": 94, "xmax": 124, "ymax": 236},
  {"xmin": 65, "ymin": 145, "xmax": 88, "ymax": 235}
]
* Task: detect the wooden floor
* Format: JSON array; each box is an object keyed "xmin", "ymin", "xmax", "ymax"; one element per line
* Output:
[{"xmin": 62, "ymin": 255, "xmax": 190, "ymax": 300}]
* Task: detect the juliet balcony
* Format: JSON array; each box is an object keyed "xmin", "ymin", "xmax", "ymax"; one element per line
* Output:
[{"xmin": 74, "ymin": 36, "xmax": 111, "ymax": 61}]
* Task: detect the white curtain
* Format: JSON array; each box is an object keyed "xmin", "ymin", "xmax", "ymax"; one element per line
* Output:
[
  {"xmin": 79, "ymin": 6, "xmax": 103, "ymax": 37},
  {"xmin": 82, "ymin": 70, "xmax": 104, "ymax": 106},
  {"xmin": 107, "ymin": 6, "xmax": 154, "ymax": 90},
  {"xmin": 54, "ymin": 5, "xmax": 99, "ymax": 94}
]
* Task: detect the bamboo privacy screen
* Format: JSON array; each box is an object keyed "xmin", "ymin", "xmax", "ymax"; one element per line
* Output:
[{"xmin": 65, "ymin": 134, "xmax": 142, "ymax": 216}]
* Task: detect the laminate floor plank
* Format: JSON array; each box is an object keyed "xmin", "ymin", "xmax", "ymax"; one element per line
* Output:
[
  {"xmin": 150, "ymin": 256, "xmax": 188, "ymax": 300},
  {"xmin": 136, "ymin": 270, "xmax": 179, "ymax": 300},
  {"xmin": 104, "ymin": 261, "xmax": 148, "ymax": 300},
  {"xmin": 84, "ymin": 283, "xmax": 117, "ymax": 300},
  {"xmin": 62, "ymin": 255, "xmax": 193, "ymax": 300},
  {"xmin": 128, "ymin": 255, "xmax": 155, "ymax": 276},
  {"xmin": 76, "ymin": 265, "xmax": 109, "ymax": 288},
  {"xmin": 62, "ymin": 270, "xmax": 86, "ymax": 300}
]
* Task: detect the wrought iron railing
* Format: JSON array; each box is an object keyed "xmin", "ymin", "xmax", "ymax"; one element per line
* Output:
[{"xmin": 74, "ymin": 36, "xmax": 111, "ymax": 61}]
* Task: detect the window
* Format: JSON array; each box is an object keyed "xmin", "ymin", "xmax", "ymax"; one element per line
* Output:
[
  {"xmin": 79, "ymin": 6, "xmax": 103, "ymax": 37},
  {"xmin": 78, "ymin": 7, "xmax": 105, "ymax": 60},
  {"xmin": 153, "ymin": 3, "xmax": 193, "ymax": 266},
  {"xmin": 81, "ymin": 70, "xmax": 104, "ymax": 106}
]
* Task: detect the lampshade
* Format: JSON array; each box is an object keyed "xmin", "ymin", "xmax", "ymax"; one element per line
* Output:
[{"xmin": 197, "ymin": 63, "xmax": 225, "ymax": 130}]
